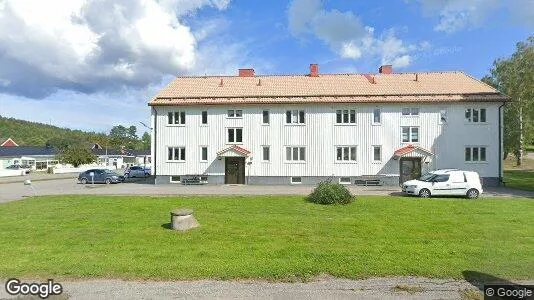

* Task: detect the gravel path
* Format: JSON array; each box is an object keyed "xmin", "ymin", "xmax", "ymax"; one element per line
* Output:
[{"xmin": 0, "ymin": 276, "xmax": 499, "ymax": 299}]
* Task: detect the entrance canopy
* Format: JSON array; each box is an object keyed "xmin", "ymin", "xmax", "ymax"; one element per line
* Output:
[
  {"xmin": 217, "ymin": 145, "xmax": 251, "ymax": 158},
  {"xmin": 393, "ymin": 144, "xmax": 433, "ymax": 159}
]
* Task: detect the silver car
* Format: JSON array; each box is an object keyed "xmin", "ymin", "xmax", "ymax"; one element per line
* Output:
[{"xmin": 124, "ymin": 166, "xmax": 150, "ymax": 178}]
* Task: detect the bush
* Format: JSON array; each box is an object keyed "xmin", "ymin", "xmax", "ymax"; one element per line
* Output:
[{"xmin": 306, "ymin": 180, "xmax": 355, "ymax": 205}]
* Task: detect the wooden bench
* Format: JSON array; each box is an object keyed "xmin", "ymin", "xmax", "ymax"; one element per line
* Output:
[{"xmin": 354, "ymin": 177, "xmax": 383, "ymax": 186}]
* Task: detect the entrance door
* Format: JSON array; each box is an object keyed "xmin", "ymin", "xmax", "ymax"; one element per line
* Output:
[
  {"xmin": 225, "ymin": 157, "xmax": 245, "ymax": 184},
  {"xmin": 399, "ymin": 157, "xmax": 422, "ymax": 185}
]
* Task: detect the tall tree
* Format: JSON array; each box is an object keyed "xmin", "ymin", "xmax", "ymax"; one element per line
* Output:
[
  {"xmin": 140, "ymin": 132, "xmax": 151, "ymax": 150},
  {"xmin": 109, "ymin": 125, "xmax": 129, "ymax": 149}
]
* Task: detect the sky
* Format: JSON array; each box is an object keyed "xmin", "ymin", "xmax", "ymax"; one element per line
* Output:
[{"xmin": 0, "ymin": 0, "xmax": 532, "ymax": 135}]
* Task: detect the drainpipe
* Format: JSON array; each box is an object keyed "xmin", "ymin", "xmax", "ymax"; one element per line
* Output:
[
  {"xmin": 498, "ymin": 101, "xmax": 506, "ymax": 186},
  {"xmin": 152, "ymin": 107, "xmax": 158, "ymax": 184}
]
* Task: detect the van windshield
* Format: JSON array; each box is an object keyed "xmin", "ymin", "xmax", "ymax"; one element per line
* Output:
[{"xmin": 419, "ymin": 173, "xmax": 435, "ymax": 182}]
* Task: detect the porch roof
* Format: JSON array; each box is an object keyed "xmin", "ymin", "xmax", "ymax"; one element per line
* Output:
[
  {"xmin": 393, "ymin": 144, "xmax": 433, "ymax": 159},
  {"xmin": 217, "ymin": 145, "xmax": 251, "ymax": 157}
]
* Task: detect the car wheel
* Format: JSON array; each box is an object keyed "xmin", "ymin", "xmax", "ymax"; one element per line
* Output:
[
  {"xmin": 419, "ymin": 188, "xmax": 431, "ymax": 198},
  {"xmin": 105, "ymin": 178, "xmax": 112, "ymax": 184},
  {"xmin": 466, "ymin": 188, "xmax": 479, "ymax": 199},
  {"xmin": 81, "ymin": 178, "xmax": 88, "ymax": 184}
]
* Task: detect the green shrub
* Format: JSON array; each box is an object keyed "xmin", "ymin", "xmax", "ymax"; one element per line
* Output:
[{"xmin": 306, "ymin": 180, "xmax": 355, "ymax": 205}]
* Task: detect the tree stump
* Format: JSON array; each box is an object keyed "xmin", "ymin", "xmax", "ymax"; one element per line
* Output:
[{"xmin": 170, "ymin": 208, "xmax": 199, "ymax": 231}]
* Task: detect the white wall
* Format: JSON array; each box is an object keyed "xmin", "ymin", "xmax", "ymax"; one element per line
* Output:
[{"xmin": 152, "ymin": 102, "xmax": 500, "ymax": 178}]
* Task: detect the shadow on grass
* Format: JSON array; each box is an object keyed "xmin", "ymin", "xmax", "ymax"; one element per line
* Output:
[
  {"xmin": 462, "ymin": 270, "xmax": 533, "ymax": 296},
  {"xmin": 161, "ymin": 223, "xmax": 172, "ymax": 230}
]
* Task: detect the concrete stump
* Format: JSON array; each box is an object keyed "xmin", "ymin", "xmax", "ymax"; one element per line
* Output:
[{"xmin": 170, "ymin": 208, "xmax": 199, "ymax": 231}]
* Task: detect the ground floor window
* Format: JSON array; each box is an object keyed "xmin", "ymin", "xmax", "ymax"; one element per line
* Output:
[
  {"xmin": 465, "ymin": 146, "xmax": 486, "ymax": 162},
  {"xmin": 262, "ymin": 146, "xmax": 270, "ymax": 161},
  {"xmin": 291, "ymin": 177, "xmax": 302, "ymax": 184},
  {"xmin": 286, "ymin": 147, "xmax": 305, "ymax": 161},
  {"xmin": 168, "ymin": 147, "xmax": 185, "ymax": 161},
  {"xmin": 336, "ymin": 146, "xmax": 357, "ymax": 162}
]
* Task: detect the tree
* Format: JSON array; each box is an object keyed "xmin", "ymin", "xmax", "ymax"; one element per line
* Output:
[
  {"xmin": 140, "ymin": 132, "xmax": 150, "ymax": 150},
  {"xmin": 109, "ymin": 125, "xmax": 129, "ymax": 149},
  {"xmin": 483, "ymin": 35, "xmax": 534, "ymax": 166},
  {"xmin": 56, "ymin": 146, "xmax": 96, "ymax": 168}
]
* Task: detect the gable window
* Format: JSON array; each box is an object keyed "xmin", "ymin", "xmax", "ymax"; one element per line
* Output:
[
  {"xmin": 402, "ymin": 107, "xmax": 419, "ymax": 116},
  {"xmin": 465, "ymin": 108, "xmax": 487, "ymax": 123},
  {"xmin": 336, "ymin": 110, "xmax": 356, "ymax": 124},
  {"xmin": 373, "ymin": 146, "xmax": 381, "ymax": 161},
  {"xmin": 286, "ymin": 110, "xmax": 305, "ymax": 124},
  {"xmin": 262, "ymin": 146, "xmax": 270, "ymax": 161},
  {"xmin": 373, "ymin": 108, "xmax": 381, "ymax": 124},
  {"xmin": 201, "ymin": 147, "xmax": 208, "ymax": 161},
  {"xmin": 168, "ymin": 111, "xmax": 185, "ymax": 125},
  {"xmin": 465, "ymin": 146, "xmax": 486, "ymax": 162},
  {"xmin": 401, "ymin": 127, "xmax": 419, "ymax": 143},
  {"xmin": 227, "ymin": 109, "xmax": 243, "ymax": 118},
  {"xmin": 336, "ymin": 146, "xmax": 357, "ymax": 162},
  {"xmin": 201, "ymin": 111, "xmax": 208, "ymax": 124},
  {"xmin": 262, "ymin": 110, "xmax": 270, "ymax": 124},
  {"xmin": 439, "ymin": 109, "xmax": 447, "ymax": 124},
  {"xmin": 285, "ymin": 147, "xmax": 305, "ymax": 161},
  {"xmin": 168, "ymin": 147, "xmax": 185, "ymax": 161},
  {"xmin": 227, "ymin": 128, "xmax": 243, "ymax": 143}
]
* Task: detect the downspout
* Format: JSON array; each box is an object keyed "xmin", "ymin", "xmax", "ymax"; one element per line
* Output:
[
  {"xmin": 152, "ymin": 106, "xmax": 158, "ymax": 184},
  {"xmin": 498, "ymin": 101, "xmax": 506, "ymax": 186}
]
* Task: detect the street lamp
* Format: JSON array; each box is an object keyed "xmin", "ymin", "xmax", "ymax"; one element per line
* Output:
[{"xmin": 139, "ymin": 121, "xmax": 152, "ymax": 174}]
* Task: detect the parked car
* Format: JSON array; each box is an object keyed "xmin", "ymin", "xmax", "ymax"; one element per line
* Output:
[
  {"xmin": 78, "ymin": 169, "xmax": 124, "ymax": 184},
  {"xmin": 5, "ymin": 164, "xmax": 31, "ymax": 174},
  {"xmin": 402, "ymin": 169, "xmax": 483, "ymax": 199},
  {"xmin": 124, "ymin": 166, "xmax": 150, "ymax": 178}
]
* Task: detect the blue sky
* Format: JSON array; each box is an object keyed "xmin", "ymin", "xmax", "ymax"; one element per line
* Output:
[{"xmin": 0, "ymin": 0, "xmax": 532, "ymax": 135}]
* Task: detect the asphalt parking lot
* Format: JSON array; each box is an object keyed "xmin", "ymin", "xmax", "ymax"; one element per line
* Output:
[{"xmin": 1, "ymin": 175, "xmax": 533, "ymax": 204}]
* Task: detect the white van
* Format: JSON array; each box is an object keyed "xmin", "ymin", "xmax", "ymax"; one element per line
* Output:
[{"xmin": 402, "ymin": 169, "xmax": 483, "ymax": 198}]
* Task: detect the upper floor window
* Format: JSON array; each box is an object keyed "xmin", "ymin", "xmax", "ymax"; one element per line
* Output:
[
  {"xmin": 402, "ymin": 107, "xmax": 419, "ymax": 116},
  {"xmin": 227, "ymin": 128, "xmax": 243, "ymax": 143},
  {"xmin": 336, "ymin": 146, "xmax": 357, "ymax": 161},
  {"xmin": 168, "ymin": 112, "xmax": 185, "ymax": 125},
  {"xmin": 465, "ymin": 146, "xmax": 486, "ymax": 162},
  {"xmin": 286, "ymin": 110, "xmax": 305, "ymax": 124},
  {"xmin": 402, "ymin": 126, "xmax": 419, "ymax": 143},
  {"xmin": 168, "ymin": 147, "xmax": 185, "ymax": 161},
  {"xmin": 286, "ymin": 147, "xmax": 306, "ymax": 161},
  {"xmin": 373, "ymin": 108, "xmax": 381, "ymax": 124},
  {"xmin": 262, "ymin": 110, "xmax": 270, "ymax": 124},
  {"xmin": 227, "ymin": 109, "xmax": 243, "ymax": 118},
  {"xmin": 336, "ymin": 110, "xmax": 356, "ymax": 124},
  {"xmin": 201, "ymin": 111, "xmax": 208, "ymax": 124},
  {"xmin": 465, "ymin": 108, "xmax": 486, "ymax": 123}
]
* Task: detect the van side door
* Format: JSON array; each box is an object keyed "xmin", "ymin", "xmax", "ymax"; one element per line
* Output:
[
  {"xmin": 431, "ymin": 174, "xmax": 450, "ymax": 195},
  {"xmin": 449, "ymin": 172, "xmax": 469, "ymax": 195}
]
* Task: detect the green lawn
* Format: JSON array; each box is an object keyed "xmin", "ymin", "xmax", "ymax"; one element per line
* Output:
[
  {"xmin": 504, "ymin": 170, "xmax": 534, "ymax": 191},
  {"xmin": 0, "ymin": 195, "xmax": 533, "ymax": 281}
]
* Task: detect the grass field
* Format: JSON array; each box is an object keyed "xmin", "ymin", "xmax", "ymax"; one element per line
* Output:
[
  {"xmin": 503, "ymin": 170, "xmax": 534, "ymax": 191},
  {"xmin": 0, "ymin": 195, "xmax": 533, "ymax": 281}
]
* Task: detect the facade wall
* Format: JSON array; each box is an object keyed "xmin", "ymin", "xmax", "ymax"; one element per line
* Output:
[{"xmin": 151, "ymin": 102, "xmax": 501, "ymax": 185}]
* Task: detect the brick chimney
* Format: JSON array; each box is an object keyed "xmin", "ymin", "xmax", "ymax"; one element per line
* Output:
[
  {"xmin": 310, "ymin": 64, "xmax": 319, "ymax": 77},
  {"xmin": 238, "ymin": 68, "xmax": 254, "ymax": 77},
  {"xmin": 379, "ymin": 65, "xmax": 393, "ymax": 74}
]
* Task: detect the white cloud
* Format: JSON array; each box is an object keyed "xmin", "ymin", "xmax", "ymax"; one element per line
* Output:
[
  {"xmin": 0, "ymin": 0, "xmax": 231, "ymax": 98},
  {"xmin": 287, "ymin": 0, "xmax": 424, "ymax": 69}
]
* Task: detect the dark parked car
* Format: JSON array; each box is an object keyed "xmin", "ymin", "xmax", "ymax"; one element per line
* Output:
[
  {"xmin": 124, "ymin": 166, "xmax": 150, "ymax": 178},
  {"xmin": 78, "ymin": 169, "xmax": 124, "ymax": 184}
]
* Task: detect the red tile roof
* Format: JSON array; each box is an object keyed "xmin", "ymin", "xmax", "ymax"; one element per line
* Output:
[{"xmin": 394, "ymin": 145, "xmax": 433, "ymax": 158}]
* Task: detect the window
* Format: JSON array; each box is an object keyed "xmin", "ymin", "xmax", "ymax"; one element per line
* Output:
[
  {"xmin": 227, "ymin": 109, "xmax": 243, "ymax": 118},
  {"xmin": 262, "ymin": 146, "xmax": 270, "ymax": 161},
  {"xmin": 465, "ymin": 147, "xmax": 487, "ymax": 162},
  {"xmin": 433, "ymin": 174, "xmax": 450, "ymax": 182},
  {"xmin": 286, "ymin": 110, "xmax": 305, "ymax": 124},
  {"xmin": 401, "ymin": 127, "xmax": 419, "ymax": 143},
  {"xmin": 336, "ymin": 110, "xmax": 356, "ymax": 124},
  {"xmin": 291, "ymin": 177, "xmax": 302, "ymax": 184},
  {"xmin": 373, "ymin": 146, "xmax": 381, "ymax": 161},
  {"xmin": 373, "ymin": 108, "xmax": 381, "ymax": 124},
  {"xmin": 439, "ymin": 109, "xmax": 447, "ymax": 124},
  {"xmin": 339, "ymin": 177, "xmax": 351, "ymax": 184},
  {"xmin": 201, "ymin": 147, "xmax": 208, "ymax": 161},
  {"xmin": 201, "ymin": 111, "xmax": 208, "ymax": 124},
  {"xmin": 170, "ymin": 176, "xmax": 181, "ymax": 183},
  {"xmin": 285, "ymin": 147, "xmax": 306, "ymax": 161},
  {"xmin": 168, "ymin": 147, "xmax": 185, "ymax": 161},
  {"xmin": 465, "ymin": 108, "xmax": 487, "ymax": 123},
  {"xmin": 402, "ymin": 107, "xmax": 419, "ymax": 116},
  {"xmin": 262, "ymin": 110, "xmax": 270, "ymax": 124},
  {"xmin": 336, "ymin": 146, "xmax": 357, "ymax": 161},
  {"xmin": 227, "ymin": 128, "xmax": 243, "ymax": 143},
  {"xmin": 168, "ymin": 111, "xmax": 185, "ymax": 125}
]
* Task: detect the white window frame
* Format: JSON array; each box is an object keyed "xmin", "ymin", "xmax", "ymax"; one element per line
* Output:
[
  {"xmin": 290, "ymin": 177, "xmax": 302, "ymax": 184},
  {"xmin": 401, "ymin": 126, "xmax": 420, "ymax": 143},
  {"xmin": 372, "ymin": 146, "xmax": 382, "ymax": 162},
  {"xmin": 167, "ymin": 147, "xmax": 186, "ymax": 162},
  {"xmin": 339, "ymin": 177, "xmax": 351, "ymax": 185},
  {"xmin": 335, "ymin": 109, "xmax": 356, "ymax": 125},
  {"xmin": 401, "ymin": 107, "xmax": 420, "ymax": 116},
  {"xmin": 227, "ymin": 109, "xmax": 243, "ymax": 119},
  {"xmin": 285, "ymin": 146, "xmax": 306, "ymax": 162},
  {"xmin": 465, "ymin": 108, "xmax": 487, "ymax": 123},
  {"xmin": 200, "ymin": 146, "xmax": 208, "ymax": 162},
  {"xmin": 465, "ymin": 146, "xmax": 487, "ymax": 163},
  {"xmin": 169, "ymin": 176, "xmax": 181, "ymax": 183},
  {"xmin": 439, "ymin": 108, "xmax": 447, "ymax": 124},
  {"xmin": 227, "ymin": 128, "xmax": 243, "ymax": 144},
  {"xmin": 262, "ymin": 110, "xmax": 270, "ymax": 125},
  {"xmin": 285, "ymin": 110, "xmax": 305, "ymax": 125},
  {"xmin": 372, "ymin": 108, "xmax": 381, "ymax": 125},
  {"xmin": 167, "ymin": 111, "xmax": 186, "ymax": 126},
  {"xmin": 262, "ymin": 146, "xmax": 270, "ymax": 162},
  {"xmin": 335, "ymin": 146, "xmax": 357, "ymax": 163}
]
